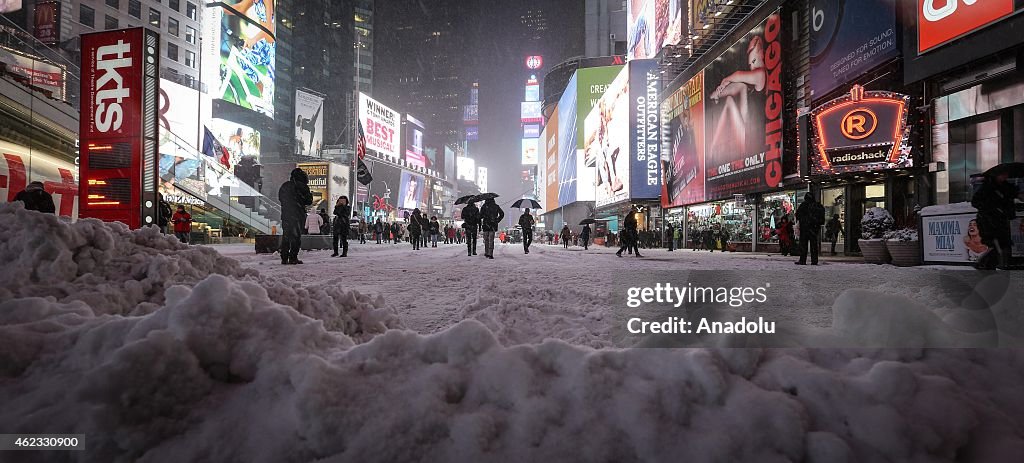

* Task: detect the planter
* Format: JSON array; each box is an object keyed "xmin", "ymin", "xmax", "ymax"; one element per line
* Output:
[
  {"xmin": 886, "ymin": 240, "xmax": 921, "ymax": 267},
  {"xmin": 859, "ymin": 239, "xmax": 891, "ymax": 264}
]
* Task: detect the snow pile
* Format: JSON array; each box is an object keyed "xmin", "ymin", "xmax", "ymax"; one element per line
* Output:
[
  {"xmin": 0, "ymin": 204, "xmax": 400, "ymax": 339},
  {"xmin": 860, "ymin": 207, "xmax": 895, "ymax": 239},
  {"xmin": 883, "ymin": 227, "xmax": 919, "ymax": 241}
]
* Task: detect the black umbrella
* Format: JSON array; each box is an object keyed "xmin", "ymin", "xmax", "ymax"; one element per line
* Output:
[
  {"xmin": 476, "ymin": 192, "xmax": 499, "ymax": 201},
  {"xmin": 579, "ymin": 218, "xmax": 597, "ymax": 225},
  {"xmin": 511, "ymin": 198, "xmax": 541, "ymax": 209},
  {"xmin": 984, "ymin": 162, "xmax": 1024, "ymax": 178},
  {"xmin": 454, "ymin": 195, "xmax": 477, "ymax": 205}
]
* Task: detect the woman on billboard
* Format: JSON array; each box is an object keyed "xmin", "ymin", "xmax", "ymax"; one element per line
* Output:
[{"xmin": 708, "ymin": 35, "xmax": 766, "ymax": 166}]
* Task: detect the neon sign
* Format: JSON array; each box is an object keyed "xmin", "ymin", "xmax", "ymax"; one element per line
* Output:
[{"xmin": 812, "ymin": 85, "xmax": 911, "ymax": 173}]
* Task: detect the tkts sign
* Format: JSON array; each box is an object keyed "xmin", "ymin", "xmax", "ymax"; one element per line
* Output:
[
  {"xmin": 79, "ymin": 28, "xmax": 160, "ymax": 229},
  {"xmin": 812, "ymin": 85, "xmax": 912, "ymax": 174}
]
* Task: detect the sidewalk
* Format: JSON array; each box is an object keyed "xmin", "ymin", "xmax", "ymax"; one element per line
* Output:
[{"xmin": 666, "ymin": 248, "xmax": 866, "ymax": 264}]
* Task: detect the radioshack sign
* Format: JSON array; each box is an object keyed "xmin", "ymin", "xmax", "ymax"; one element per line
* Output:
[
  {"xmin": 812, "ymin": 85, "xmax": 911, "ymax": 174},
  {"xmin": 918, "ymin": 0, "xmax": 1014, "ymax": 53}
]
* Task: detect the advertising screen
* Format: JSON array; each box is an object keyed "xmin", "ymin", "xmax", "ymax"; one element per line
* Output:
[
  {"xmin": 364, "ymin": 160, "xmax": 401, "ymax": 217},
  {"xmin": 404, "ymin": 115, "xmax": 426, "ymax": 168},
  {"xmin": 457, "ymin": 156, "xmax": 476, "ymax": 181},
  {"xmin": 557, "ymin": 74, "xmax": 579, "ymax": 207},
  {"xmin": 586, "ymin": 66, "xmax": 630, "ymax": 207},
  {"xmin": 463, "ymin": 105, "xmax": 479, "ymax": 124},
  {"xmin": 917, "ymin": 0, "xmax": 1014, "ymax": 53},
  {"xmin": 521, "ymin": 101, "xmax": 543, "ymax": 123},
  {"xmin": 525, "ymin": 83, "xmax": 540, "ymax": 102},
  {"xmin": 209, "ymin": 1, "xmax": 277, "ymax": 118},
  {"xmin": 398, "ymin": 170, "xmax": 425, "ymax": 210},
  {"xmin": 627, "ymin": 0, "xmax": 685, "ymax": 60},
  {"xmin": 809, "ymin": 0, "xmax": 898, "ymax": 100},
  {"xmin": 628, "ymin": 59, "xmax": 661, "ymax": 200},
  {"xmin": 359, "ymin": 93, "xmax": 400, "ymax": 158},
  {"xmin": 32, "ymin": 1, "xmax": 60, "ymax": 45},
  {"xmin": 158, "ymin": 79, "xmax": 209, "ymax": 198},
  {"xmin": 297, "ymin": 162, "xmax": 330, "ymax": 209},
  {"xmin": 703, "ymin": 12, "xmax": 784, "ymax": 201},
  {"xmin": 523, "ymin": 124, "xmax": 541, "ymax": 139},
  {"xmin": 424, "ymin": 147, "xmax": 437, "ymax": 170},
  {"xmin": 664, "ymin": 71, "xmax": 705, "ymax": 207},
  {"xmin": 0, "ymin": 47, "xmax": 65, "ymax": 100},
  {"xmin": 466, "ymin": 126, "xmax": 479, "ymax": 141},
  {"xmin": 444, "ymin": 146, "xmax": 456, "ymax": 180},
  {"xmin": 545, "ymin": 107, "xmax": 560, "ymax": 211},
  {"xmin": 295, "ymin": 89, "xmax": 324, "ymax": 157},
  {"xmin": 207, "ymin": 118, "xmax": 261, "ymax": 169},
  {"xmin": 477, "ymin": 167, "xmax": 488, "ymax": 192},
  {"xmin": 522, "ymin": 138, "xmax": 539, "ymax": 165},
  {"xmin": 576, "ymin": 65, "xmax": 624, "ymax": 153}
]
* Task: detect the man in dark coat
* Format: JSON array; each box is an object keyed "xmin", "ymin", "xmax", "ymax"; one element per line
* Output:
[
  {"xmin": 972, "ymin": 171, "xmax": 1020, "ymax": 269},
  {"xmin": 616, "ymin": 206, "xmax": 642, "ymax": 257},
  {"xmin": 795, "ymin": 192, "xmax": 826, "ymax": 265},
  {"xmin": 519, "ymin": 208, "xmax": 535, "ymax": 254},
  {"xmin": 14, "ymin": 181, "xmax": 57, "ymax": 214},
  {"xmin": 332, "ymin": 196, "xmax": 351, "ymax": 257},
  {"xmin": 479, "ymin": 198, "xmax": 504, "ymax": 259},
  {"xmin": 462, "ymin": 200, "xmax": 481, "ymax": 256},
  {"xmin": 666, "ymin": 222, "xmax": 675, "ymax": 251},
  {"xmin": 408, "ymin": 209, "xmax": 424, "ymax": 250},
  {"xmin": 374, "ymin": 219, "xmax": 384, "ymax": 244},
  {"xmin": 580, "ymin": 224, "xmax": 591, "ymax": 250},
  {"xmin": 825, "ymin": 214, "xmax": 843, "ymax": 256},
  {"xmin": 278, "ymin": 168, "xmax": 314, "ymax": 264}
]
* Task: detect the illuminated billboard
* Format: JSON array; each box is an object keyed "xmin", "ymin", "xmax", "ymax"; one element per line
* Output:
[
  {"xmin": 522, "ymin": 138, "xmax": 539, "ymax": 165},
  {"xmin": 398, "ymin": 170, "xmax": 425, "ymax": 210},
  {"xmin": 295, "ymin": 89, "xmax": 324, "ymax": 157},
  {"xmin": 205, "ymin": 2, "xmax": 277, "ymax": 118},
  {"xmin": 404, "ymin": 114, "xmax": 426, "ymax": 168},
  {"xmin": 1, "ymin": 139, "xmax": 78, "ymax": 218},
  {"xmin": 523, "ymin": 124, "xmax": 541, "ymax": 138},
  {"xmin": 358, "ymin": 93, "xmax": 400, "ymax": 158},
  {"xmin": 544, "ymin": 107, "xmax": 559, "ymax": 210},
  {"xmin": 466, "ymin": 126, "xmax": 479, "ymax": 141},
  {"xmin": 477, "ymin": 167, "xmax": 488, "ymax": 192},
  {"xmin": 525, "ymin": 83, "xmax": 540, "ymax": 102},
  {"xmin": 525, "ymin": 55, "xmax": 544, "ymax": 69},
  {"xmin": 457, "ymin": 156, "xmax": 476, "ymax": 181},
  {"xmin": 703, "ymin": 12, "xmax": 783, "ymax": 200},
  {"xmin": 158, "ymin": 78, "xmax": 209, "ymax": 198},
  {"xmin": 809, "ymin": 0, "xmax": 898, "ymax": 99},
  {"xmin": 32, "ymin": 1, "xmax": 60, "ymax": 45},
  {"xmin": 627, "ymin": 0, "xmax": 685, "ymax": 60},
  {"xmin": 0, "ymin": 47, "xmax": 65, "ymax": 100},
  {"xmin": 811, "ymin": 85, "xmax": 912, "ymax": 175},
  {"xmin": 207, "ymin": 118, "xmax": 261, "ymax": 168},
  {"xmin": 663, "ymin": 71, "xmax": 705, "ymax": 207},
  {"xmin": 521, "ymin": 101, "xmax": 543, "ymax": 123}
]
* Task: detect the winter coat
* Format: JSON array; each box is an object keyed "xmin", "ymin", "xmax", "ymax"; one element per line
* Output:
[
  {"xmin": 158, "ymin": 199, "xmax": 172, "ymax": 227},
  {"xmin": 623, "ymin": 211, "xmax": 638, "ymax": 232},
  {"xmin": 518, "ymin": 213, "xmax": 535, "ymax": 230},
  {"xmin": 796, "ymin": 200, "xmax": 826, "ymax": 235},
  {"xmin": 429, "ymin": 221, "xmax": 441, "ymax": 235},
  {"xmin": 479, "ymin": 201, "xmax": 504, "ymax": 232},
  {"xmin": 580, "ymin": 225, "xmax": 591, "ymax": 240},
  {"xmin": 305, "ymin": 212, "xmax": 324, "ymax": 234},
  {"xmin": 374, "ymin": 222, "xmax": 384, "ymax": 234},
  {"xmin": 560, "ymin": 227, "xmax": 571, "ymax": 240},
  {"xmin": 14, "ymin": 182, "xmax": 56, "ymax": 214},
  {"xmin": 333, "ymin": 204, "xmax": 352, "ymax": 233},
  {"xmin": 775, "ymin": 220, "xmax": 793, "ymax": 243},
  {"xmin": 462, "ymin": 203, "xmax": 481, "ymax": 229},
  {"xmin": 408, "ymin": 213, "xmax": 423, "ymax": 234},
  {"xmin": 278, "ymin": 169, "xmax": 314, "ymax": 224},
  {"xmin": 172, "ymin": 210, "xmax": 192, "ymax": 233},
  {"xmin": 972, "ymin": 178, "xmax": 1018, "ymax": 223},
  {"xmin": 825, "ymin": 217, "xmax": 842, "ymax": 240}
]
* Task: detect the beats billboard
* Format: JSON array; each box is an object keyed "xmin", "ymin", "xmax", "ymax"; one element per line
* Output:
[{"xmin": 79, "ymin": 28, "xmax": 161, "ymax": 229}]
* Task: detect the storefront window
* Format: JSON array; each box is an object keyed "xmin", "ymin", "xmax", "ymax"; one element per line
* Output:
[
  {"xmin": 686, "ymin": 201, "xmax": 753, "ymax": 249},
  {"xmin": 758, "ymin": 192, "xmax": 797, "ymax": 243}
]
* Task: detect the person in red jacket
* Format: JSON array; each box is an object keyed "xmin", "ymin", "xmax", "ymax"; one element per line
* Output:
[
  {"xmin": 775, "ymin": 215, "xmax": 794, "ymax": 256},
  {"xmin": 172, "ymin": 205, "xmax": 193, "ymax": 244}
]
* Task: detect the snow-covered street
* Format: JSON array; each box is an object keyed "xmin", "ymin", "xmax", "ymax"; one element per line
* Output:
[{"xmin": 3, "ymin": 206, "xmax": 1024, "ymax": 462}]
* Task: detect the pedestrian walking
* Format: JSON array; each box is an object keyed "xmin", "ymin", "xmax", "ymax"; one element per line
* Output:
[
  {"xmin": 374, "ymin": 219, "xmax": 384, "ymax": 244},
  {"xmin": 519, "ymin": 209, "xmax": 535, "ymax": 254},
  {"xmin": 408, "ymin": 209, "xmax": 424, "ymax": 250},
  {"xmin": 331, "ymin": 196, "xmax": 351, "ymax": 257},
  {"xmin": 580, "ymin": 224, "xmax": 591, "ymax": 250},
  {"xmin": 463, "ymin": 200, "xmax": 481, "ymax": 256},
  {"xmin": 14, "ymin": 180, "xmax": 57, "ymax": 214},
  {"xmin": 825, "ymin": 214, "xmax": 843, "ymax": 256},
  {"xmin": 616, "ymin": 206, "xmax": 643, "ymax": 257},
  {"xmin": 278, "ymin": 168, "xmax": 314, "ymax": 265},
  {"xmin": 358, "ymin": 218, "xmax": 368, "ymax": 244},
  {"xmin": 795, "ymin": 192, "xmax": 826, "ymax": 265},
  {"xmin": 560, "ymin": 225, "xmax": 571, "ymax": 249},
  {"xmin": 171, "ymin": 205, "xmax": 192, "ymax": 243},
  {"xmin": 430, "ymin": 216, "xmax": 441, "ymax": 247},
  {"xmin": 971, "ymin": 170, "xmax": 1020, "ymax": 269},
  {"xmin": 305, "ymin": 208, "xmax": 324, "ymax": 235},
  {"xmin": 479, "ymin": 198, "xmax": 504, "ymax": 259}
]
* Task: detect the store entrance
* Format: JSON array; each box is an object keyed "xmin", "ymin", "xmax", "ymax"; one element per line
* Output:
[
  {"xmin": 821, "ymin": 187, "xmax": 845, "ymax": 255},
  {"xmin": 846, "ymin": 183, "xmax": 886, "ymax": 253}
]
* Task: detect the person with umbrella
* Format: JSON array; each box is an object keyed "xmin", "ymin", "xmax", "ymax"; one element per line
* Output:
[
  {"xmin": 972, "ymin": 164, "xmax": 1021, "ymax": 269},
  {"xmin": 518, "ymin": 208, "xmax": 536, "ymax": 254},
  {"xmin": 479, "ymin": 194, "xmax": 504, "ymax": 259},
  {"xmin": 462, "ymin": 198, "xmax": 481, "ymax": 256},
  {"xmin": 579, "ymin": 221, "xmax": 592, "ymax": 250}
]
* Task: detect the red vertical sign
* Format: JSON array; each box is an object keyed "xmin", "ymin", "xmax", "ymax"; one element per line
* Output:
[{"xmin": 79, "ymin": 28, "xmax": 160, "ymax": 229}]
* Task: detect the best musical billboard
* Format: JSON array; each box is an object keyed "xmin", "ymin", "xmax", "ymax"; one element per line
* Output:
[
  {"xmin": 627, "ymin": 0, "xmax": 685, "ymax": 60},
  {"xmin": 703, "ymin": 12, "xmax": 784, "ymax": 201},
  {"xmin": 809, "ymin": 0, "xmax": 898, "ymax": 100},
  {"xmin": 205, "ymin": 1, "xmax": 277, "ymax": 118},
  {"xmin": 663, "ymin": 71, "xmax": 705, "ymax": 207},
  {"xmin": 295, "ymin": 89, "xmax": 324, "ymax": 157},
  {"xmin": 359, "ymin": 93, "xmax": 400, "ymax": 158}
]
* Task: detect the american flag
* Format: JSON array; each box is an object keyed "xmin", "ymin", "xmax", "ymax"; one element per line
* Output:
[{"xmin": 356, "ymin": 120, "xmax": 367, "ymax": 160}]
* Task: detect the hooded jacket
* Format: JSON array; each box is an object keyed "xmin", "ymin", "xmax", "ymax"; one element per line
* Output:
[
  {"xmin": 479, "ymin": 200, "xmax": 504, "ymax": 232},
  {"xmin": 14, "ymin": 181, "xmax": 56, "ymax": 214},
  {"xmin": 462, "ymin": 203, "xmax": 481, "ymax": 229},
  {"xmin": 278, "ymin": 169, "xmax": 314, "ymax": 223}
]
